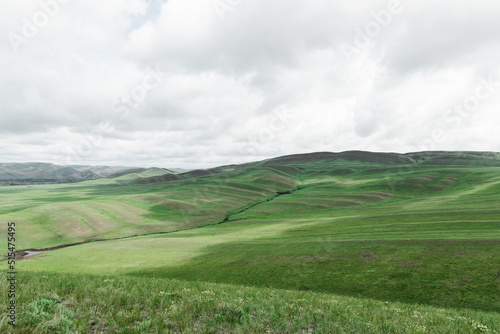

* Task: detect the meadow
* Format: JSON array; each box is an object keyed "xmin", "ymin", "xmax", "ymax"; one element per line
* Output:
[{"xmin": 1, "ymin": 151, "xmax": 500, "ymax": 332}]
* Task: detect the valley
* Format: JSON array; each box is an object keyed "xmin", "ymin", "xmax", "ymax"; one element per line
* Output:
[{"xmin": 1, "ymin": 151, "xmax": 500, "ymax": 333}]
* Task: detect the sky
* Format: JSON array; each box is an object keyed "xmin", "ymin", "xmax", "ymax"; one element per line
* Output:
[{"xmin": 1, "ymin": 0, "xmax": 500, "ymax": 168}]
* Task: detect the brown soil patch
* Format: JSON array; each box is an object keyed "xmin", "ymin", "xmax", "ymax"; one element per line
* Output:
[
  {"xmin": 412, "ymin": 177, "xmax": 433, "ymax": 183},
  {"xmin": 455, "ymin": 169, "xmax": 469, "ymax": 173},
  {"xmin": 440, "ymin": 178, "xmax": 458, "ymax": 186},
  {"xmin": 360, "ymin": 251, "xmax": 378, "ymax": 262},
  {"xmin": 453, "ymin": 251, "xmax": 468, "ymax": 257}
]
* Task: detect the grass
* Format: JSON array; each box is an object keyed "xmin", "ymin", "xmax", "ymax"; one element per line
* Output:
[
  {"xmin": 0, "ymin": 167, "xmax": 299, "ymax": 249},
  {"xmin": 1, "ymin": 153, "xmax": 500, "ymax": 332},
  {"xmin": 1, "ymin": 272, "xmax": 500, "ymax": 333}
]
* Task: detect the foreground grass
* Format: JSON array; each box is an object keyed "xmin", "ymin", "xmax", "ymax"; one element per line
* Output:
[
  {"xmin": 1, "ymin": 272, "xmax": 499, "ymax": 333},
  {"xmin": 20, "ymin": 223, "xmax": 500, "ymax": 313}
]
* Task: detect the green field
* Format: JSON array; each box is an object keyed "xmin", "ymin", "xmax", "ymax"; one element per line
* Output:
[{"xmin": 1, "ymin": 151, "xmax": 500, "ymax": 333}]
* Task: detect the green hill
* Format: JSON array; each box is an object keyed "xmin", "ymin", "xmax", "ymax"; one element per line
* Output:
[{"xmin": 1, "ymin": 150, "xmax": 500, "ymax": 332}]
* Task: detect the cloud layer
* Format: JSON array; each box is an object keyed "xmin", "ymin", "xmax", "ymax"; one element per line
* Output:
[{"xmin": 1, "ymin": 0, "xmax": 500, "ymax": 168}]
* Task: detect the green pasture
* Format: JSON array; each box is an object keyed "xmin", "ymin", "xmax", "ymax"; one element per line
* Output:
[{"xmin": 1, "ymin": 153, "xmax": 500, "ymax": 332}]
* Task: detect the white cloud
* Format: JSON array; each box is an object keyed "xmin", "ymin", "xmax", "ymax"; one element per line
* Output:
[{"xmin": 0, "ymin": 0, "xmax": 499, "ymax": 168}]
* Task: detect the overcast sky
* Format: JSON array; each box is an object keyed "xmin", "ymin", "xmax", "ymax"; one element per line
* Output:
[{"xmin": 1, "ymin": 0, "xmax": 500, "ymax": 168}]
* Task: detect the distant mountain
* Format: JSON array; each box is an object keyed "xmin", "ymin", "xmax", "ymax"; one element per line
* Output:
[
  {"xmin": 106, "ymin": 168, "xmax": 148, "ymax": 179},
  {"xmin": 250, "ymin": 151, "xmax": 416, "ymax": 167},
  {"xmin": 168, "ymin": 168, "xmax": 190, "ymax": 174},
  {"xmin": 0, "ymin": 162, "xmax": 189, "ymax": 185},
  {"xmin": 0, "ymin": 162, "xmax": 98, "ymax": 184},
  {"xmin": 140, "ymin": 167, "xmax": 176, "ymax": 177},
  {"xmin": 245, "ymin": 150, "xmax": 500, "ymax": 168},
  {"xmin": 106, "ymin": 167, "xmax": 178, "ymax": 182},
  {"xmin": 69, "ymin": 165, "xmax": 132, "ymax": 178}
]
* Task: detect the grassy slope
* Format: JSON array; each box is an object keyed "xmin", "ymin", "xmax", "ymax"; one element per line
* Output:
[
  {"xmin": 1, "ymin": 272, "xmax": 500, "ymax": 333},
  {"xmin": 1, "ymin": 152, "xmax": 500, "ymax": 332},
  {"xmin": 0, "ymin": 167, "xmax": 299, "ymax": 249}
]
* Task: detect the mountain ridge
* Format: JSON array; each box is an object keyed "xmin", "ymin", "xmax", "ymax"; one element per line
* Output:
[{"xmin": 1, "ymin": 150, "xmax": 498, "ymax": 185}]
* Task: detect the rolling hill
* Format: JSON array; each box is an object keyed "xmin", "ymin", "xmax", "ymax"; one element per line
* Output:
[
  {"xmin": 0, "ymin": 162, "xmax": 101, "ymax": 184},
  {"xmin": 1, "ymin": 150, "xmax": 500, "ymax": 333},
  {"xmin": 0, "ymin": 163, "xmax": 183, "ymax": 185}
]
